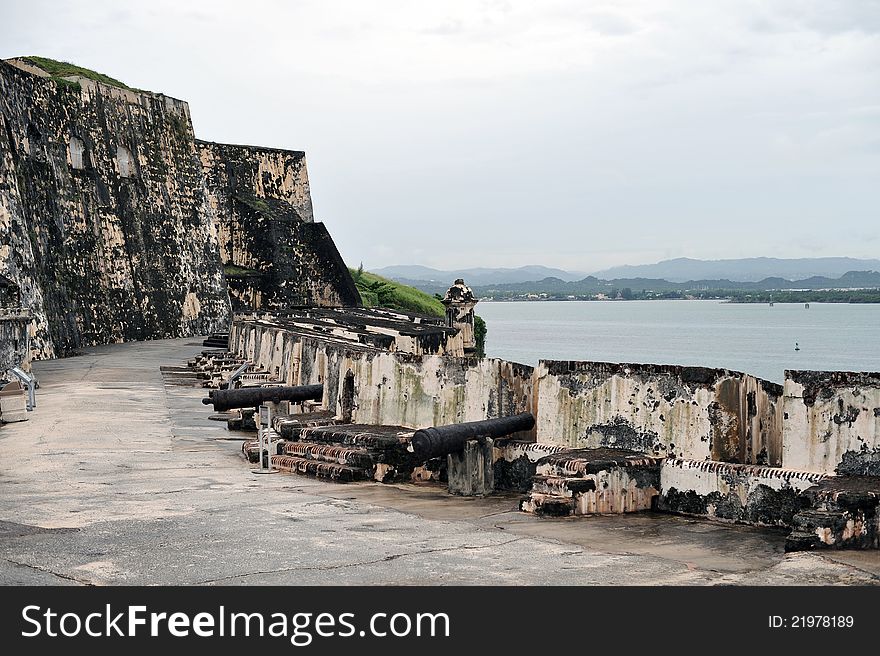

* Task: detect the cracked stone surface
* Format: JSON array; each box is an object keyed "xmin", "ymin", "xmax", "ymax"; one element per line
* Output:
[{"xmin": 0, "ymin": 338, "xmax": 878, "ymax": 586}]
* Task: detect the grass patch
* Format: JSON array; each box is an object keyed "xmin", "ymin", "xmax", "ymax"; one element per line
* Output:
[
  {"xmin": 349, "ymin": 266, "xmax": 487, "ymax": 355},
  {"xmin": 22, "ymin": 56, "xmax": 131, "ymax": 90},
  {"xmin": 349, "ymin": 267, "xmax": 445, "ymax": 317}
]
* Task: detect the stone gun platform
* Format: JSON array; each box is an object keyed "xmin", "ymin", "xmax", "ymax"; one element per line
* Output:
[
  {"xmin": 520, "ymin": 448, "xmax": 663, "ymax": 517},
  {"xmin": 1, "ymin": 338, "xmax": 878, "ymax": 586},
  {"xmin": 198, "ymin": 349, "xmax": 880, "ymax": 554}
]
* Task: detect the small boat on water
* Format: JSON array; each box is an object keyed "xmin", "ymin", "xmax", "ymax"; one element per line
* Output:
[{"xmin": 795, "ymin": 342, "xmax": 800, "ymax": 351}]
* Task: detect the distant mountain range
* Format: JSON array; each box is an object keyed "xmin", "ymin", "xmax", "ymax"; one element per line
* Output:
[
  {"xmin": 370, "ymin": 265, "xmax": 586, "ymax": 285},
  {"xmin": 374, "ymin": 269, "xmax": 880, "ymax": 298},
  {"xmin": 591, "ymin": 257, "xmax": 880, "ymax": 283},
  {"xmin": 464, "ymin": 270, "xmax": 880, "ymax": 296},
  {"xmin": 372, "ymin": 258, "xmax": 880, "ymax": 293}
]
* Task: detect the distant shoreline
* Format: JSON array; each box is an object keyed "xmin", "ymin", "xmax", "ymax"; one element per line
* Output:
[{"xmin": 480, "ymin": 296, "xmax": 880, "ymax": 304}]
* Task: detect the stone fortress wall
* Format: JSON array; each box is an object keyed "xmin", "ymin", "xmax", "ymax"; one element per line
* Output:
[{"xmin": 0, "ymin": 57, "xmax": 358, "ymax": 360}]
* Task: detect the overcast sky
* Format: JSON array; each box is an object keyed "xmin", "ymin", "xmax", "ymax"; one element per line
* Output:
[{"xmin": 2, "ymin": 1, "xmax": 878, "ymax": 271}]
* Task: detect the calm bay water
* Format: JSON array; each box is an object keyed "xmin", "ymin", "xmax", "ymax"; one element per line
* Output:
[{"xmin": 477, "ymin": 300, "xmax": 880, "ymax": 383}]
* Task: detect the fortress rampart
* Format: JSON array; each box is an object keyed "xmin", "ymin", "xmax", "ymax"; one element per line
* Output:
[{"xmin": 0, "ymin": 57, "xmax": 358, "ymax": 359}]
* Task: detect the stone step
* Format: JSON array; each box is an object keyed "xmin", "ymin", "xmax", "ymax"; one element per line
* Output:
[
  {"xmin": 785, "ymin": 475, "xmax": 880, "ymax": 551},
  {"xmin": 242, "ymin": 439, "xmax": 260, "ymax": 463},
  {"xmin": 521, "ymin": 447, "xmax": 662, "ymax": 517},
  {"xmin": 241, "ymin": 434, "xmax": 286, "ymax": 465},
  {"xmin": 524, "ymin": 480, "xmax": 657, "ymax": 515},
  {"xmin": 160, "ymin": 366, "xmax": 203, "ymax": 387},
  {"xmin": 786, "ymin": 509, "xmax": 851, "ymax": 552},
  {"xmin": 287, "ymin": 424, "xmax": 412, "ymax": 450},
  {"xmin": 274, "ymin": 412, "xmax": 339, "ymax": 438},
  {"xmin": 519, "ymin": 492, "xmax": 575, "ymax": 517},
  {"xmin": 270, "ymin": 455, "xmax": 366, "ymax": 482},
  {"xmin": 281, "ymin": 441, "xmax": 375, "ymax": 469},
  {"xmin": 160, "ymin": 365, "xmax": 199, "ymax": 374},
  {"xmin": 530, "ymin": 474, "xmax": 597, "ymax": 498},
  {"xmin": 244, "ymin": 425, "xmax": 419, "ymax": 484},
  {"xmin": 535, "ymin": 448, "xmax": 661, "ymax": 479}
]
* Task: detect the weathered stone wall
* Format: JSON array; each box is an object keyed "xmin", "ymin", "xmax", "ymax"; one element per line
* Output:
[
  {"xmin": 231, "ymin": 316, "xmax": 535, "ymax": 433},
  {"xmin": 198, "ymin": 140, "xmax": 314, "ymax": 224},
  {"xmin": 658, "ymin": 458, "xmax": 825, "ymax": 527},
  {"xmin": 533, "ymin": 361, "xmax": 784, "ymax": 465},
  {"xmin": 783, "ymin": 371, "xmax": 880, "ymax": 475},
  {"xmin": 231, "ymin": 316, "xmax": 880, "ymax": 493},
  {"xmin": 1, "ymin": 59, "xmax": 361, "ymax": 359},
  {"xmin": 231, "ymin": 318, "xmax": 376, "ymax": 414},
  {"xmin": 230, "ymin": 309, "xmax": 463, "ymax": 382},
  {"xmin": 342, "ymin": 353, "xmax": 535, "ymax": 431},
  {"xmin": 198, "ymin": 141, "xmax": 360, "ymax": 311},
  {"xmin": 233, "ymin": 319, "xmax": 795, "ymax": 459},
  {"xmin": 0, "ymin": 59, "xmax": 230, "ymax": 357}
]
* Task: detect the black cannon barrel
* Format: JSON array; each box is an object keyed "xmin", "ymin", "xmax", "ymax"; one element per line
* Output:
[
  {"xmin": 202, "ymin": 384, "xmax": 323, "ymax": 412},
  {"xmin": 410, "ymin": 412, "xmax": 535, "ymax": 460}
]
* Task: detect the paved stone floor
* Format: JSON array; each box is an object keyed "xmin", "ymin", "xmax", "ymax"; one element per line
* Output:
[{"xmin": 0, "ymin": 338, "xmax": 877, "ymax": 585}]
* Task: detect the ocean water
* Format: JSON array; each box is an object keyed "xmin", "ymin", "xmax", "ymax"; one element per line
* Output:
[{"xmin": 477, "ymin": 300, "xmax": 880, "ymax": 383}]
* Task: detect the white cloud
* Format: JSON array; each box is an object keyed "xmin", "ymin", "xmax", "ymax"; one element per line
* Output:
[{"xmin": 1, "ymin": 0, "xmax": 877, "ymax": 270}]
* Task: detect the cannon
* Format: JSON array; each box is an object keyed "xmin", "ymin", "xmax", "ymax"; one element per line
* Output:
[
  {"xmin": 410, "ymin": 412, "xmax": 535, "ymax": 461},
  {"xmin": 202, "ymin": 384, "xmax": 323, "ymax": 412}
]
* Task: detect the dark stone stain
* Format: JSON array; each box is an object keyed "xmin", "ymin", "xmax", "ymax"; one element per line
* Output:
[
  {"xmin": 660, "ymin": 482, "xmax": 806, "ymax": 527},
  {"xmin": 565, "ymin": 478, "xmax": 597, "ymax": 493},
  {"xmin": 755, "ymin": 446, "xmax": 768, "ymax": 466},
  {"xmin": 0, "ymin": 520, "xmax": 79, "ymax": 538},
  {"xmin": 836, "ymin": 449, "xmax": 880, "ymax": 477},
  {"xmin": 787, "ymin": 370, "xmax": 880, "ymax": 407},
  {"xmin": 493, "ymin": 455, "xmax": 537, "ymax": 492},
  {"xmin": 746, "ymin": 391, "xmax": 757, "ymax": 418},
  {"xmin": 660, "ymin": 487, "xmax": 707, "ymax": 515},
  {"xmin": 582, "ymin": 417, "xmax": 662, "ymax": 454},
  {"xmin": 628, "ymin": 465, "xmax": 661, "ymax": 490},
  {"xmin": 831, "ymin": 402, "xmax": 860, "ymax": 426},
  {"xmin": 707, "ymin": 402, "xmax": 734, "ymax": 463},
  {"xmin": 529, "ymin": 497, "xmax": 573, "ymax": 517},
  {"xmin": 744, "ymin": 485, "xmax": 805, "ymax": 526}
]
